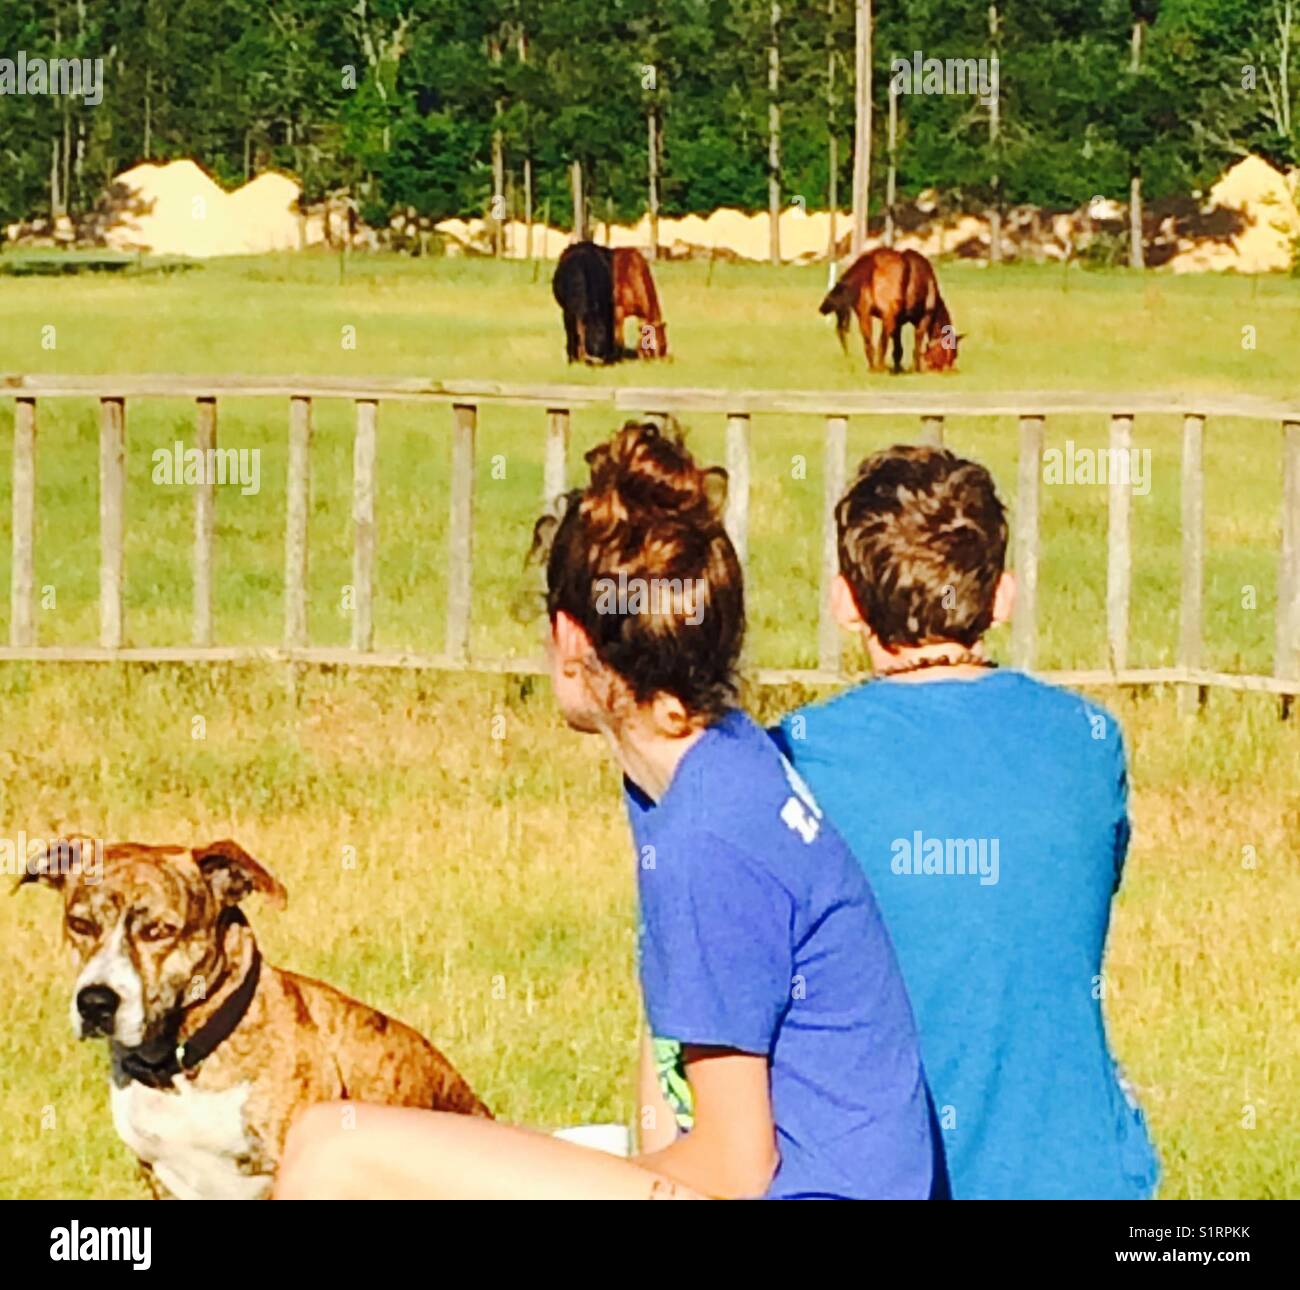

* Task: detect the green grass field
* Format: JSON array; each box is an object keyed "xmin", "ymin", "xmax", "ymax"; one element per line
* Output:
[{"xmin": 0, "ymin": 253, "xmax": 1296, "ymax": 1198}]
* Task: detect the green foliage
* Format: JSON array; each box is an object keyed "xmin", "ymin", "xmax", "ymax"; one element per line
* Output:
[{"xmin": 1, "ymin": 2, "xmax": 1298, "ymax": 229}]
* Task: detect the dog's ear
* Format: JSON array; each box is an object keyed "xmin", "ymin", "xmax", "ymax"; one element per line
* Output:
[
  {"xmin": 194, "ymin": 840, "xmax": 287, "ymax": 910},
  {"xmin": 12, "ymin": 835, "xmax": 93, "ymax": 894}
]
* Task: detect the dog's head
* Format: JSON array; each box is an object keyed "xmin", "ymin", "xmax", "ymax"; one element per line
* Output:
[{"xmin": 16, "ymin": 838, "xmax": 285, "ymax": 1049}]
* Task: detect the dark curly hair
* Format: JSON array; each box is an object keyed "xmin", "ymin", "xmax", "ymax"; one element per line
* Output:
[{"xmin": 531, "ymin": 420, "xmax": 744, "ymax": 721}]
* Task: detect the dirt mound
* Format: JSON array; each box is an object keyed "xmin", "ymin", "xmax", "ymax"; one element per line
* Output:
[
  {"xmin": 5, "ymin": 159, "xmax": 309, "ymax": 257},
  {"xmin": 6, "ymin": 153, "xmax": 1294, "ymax": 273},
  {"xmin": 1166, "ymin": 156, "xmax": 1299, "ymax": 274}
]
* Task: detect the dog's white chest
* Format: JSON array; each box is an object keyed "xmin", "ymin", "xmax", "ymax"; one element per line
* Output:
[{"xmin": 111, "ymin": 1078, "xmax": 269, "ymax": 1200}]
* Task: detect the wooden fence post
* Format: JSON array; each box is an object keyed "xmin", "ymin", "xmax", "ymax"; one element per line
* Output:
[
  {"xmin": 725, "ymin": 413, "xmax": 752, "ymax": 569},
  {"xmin": 284, "ymin": 396, "xmax": 312, "ymax": 649},
  {"xmin": 818, "ymin": 415, "xmax": 848, "ymax": 674},
  {"xmin": 447, "ymin": 403, "xmax": 476, "ymax": 663},
  {"xmin": 352, "ymin": 400, "xmax": 378, "ymax": 652},
  {"xmin": 1011, "ymin": 415, "xmax": 1044, "ymax": 671},
  {"xmin": 919, "ymin": 415, "xmax": 944, "ymax": 447},
  {"xmin": 1178, "ymin": 414, "xmax": 1206, "ymax": 713},
  {"xmin": 544, "ymin": 408, "xmax": 569, "ymax": 511},
  {"xmin": 1277, "ymin": 420, "xmax": 1300, "ymax": 713},
  {"xmin": 99, "ymin": 397, "xmax": 126, "ymax": 649},
  {"xmin": 1107, "ymin": 414, "xmax": 1134, "ymax": 672},
  {"xmin": 11, "ymin": 398, "xmax": 36, "ymax": 647},
  {"xmin": 193, "ymin": 397, "xmax": 216, "ymax": 647}
]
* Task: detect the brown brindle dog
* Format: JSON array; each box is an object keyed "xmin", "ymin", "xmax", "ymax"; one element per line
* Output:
[
  {"xmin": 612, "ymin": 247, "xmax": 669, "ymax": 358},
  {"xmin": 18, "ymin": 837, "xmax": 489, "ymax": 1200}
]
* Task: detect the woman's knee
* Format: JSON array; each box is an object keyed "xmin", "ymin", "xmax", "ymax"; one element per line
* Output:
[{"xmin": 275, "ymin": 1101, "xmax": 352, "ymax": 1199}]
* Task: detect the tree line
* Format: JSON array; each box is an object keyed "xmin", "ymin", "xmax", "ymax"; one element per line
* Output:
[{"xmin": 1, "ymin": 0, "xmax": 1297, "ymax": 259}]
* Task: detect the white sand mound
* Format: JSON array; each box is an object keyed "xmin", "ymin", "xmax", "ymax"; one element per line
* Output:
[
  {"xmin": 226, "ymin": 172, "xmax": 303, "ymax": 252},
  {"xmin": 436, "ymin": 205, "xmax": 850, "ymax": 263},
  {"xmin": 87, "ymin": 150, "xmax": 1283, "ymax": 270},
  {"xmin": 103, "ymin": 159, "xmax": 307, "ymax": 257},
  {"xmin": 1167, "ymin": 155, "xmax": 1299, "ymax": 274}
]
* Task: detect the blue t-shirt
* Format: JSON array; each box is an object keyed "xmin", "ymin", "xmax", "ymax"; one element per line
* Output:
[
  {"xmin": 778, "ymin": 670, "xmax": 1160, "ymax": 1200},
  {"xmin": 627, "ymin": 708, "xmax": 942, "ymax": 1200}
]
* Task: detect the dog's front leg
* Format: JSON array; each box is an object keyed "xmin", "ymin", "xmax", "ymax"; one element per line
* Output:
[{"xmin": 141, "ymin": 1161, "xmax": 178, "ymax": 1201}]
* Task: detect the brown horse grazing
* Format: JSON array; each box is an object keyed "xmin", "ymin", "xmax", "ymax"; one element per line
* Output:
[
  {"xmin": 819, "ymin": 247, "xmax": 960, "ymax": 374},
  {"xmin": 612, "ymin": 248, "xmax": 669, "ymax": 358}
]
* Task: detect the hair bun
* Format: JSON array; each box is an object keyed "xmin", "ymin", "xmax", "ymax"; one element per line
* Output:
[{"xmin": 581, "ymin": 421, "xmax": 726, "ymax": 538}]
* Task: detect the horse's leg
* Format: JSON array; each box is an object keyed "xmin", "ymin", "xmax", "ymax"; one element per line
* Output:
[
  {"xmin": 878, "ymin": 311, "xmax": 898, "ymax": 374},
  {"xmin": 913, "ymin": 315, "xmax": 931, "ymax": 372},
  {"xmin": 858, "ymin": 301, "xmax": 879, "ymax": 371},
  {"xmin": 564, "ymin": 312, "xmax": 580, "ymax": 363},
  {"xmin": 613, "ymin": 302, "xmax": 626, "ymax": 355},
  {"xmin": 891, "ymin": 321, "xmax": 905, "ymax": 375},
  {"xmin": 862, "ymin": 318, "xmax": 878, "ymax": 372}
]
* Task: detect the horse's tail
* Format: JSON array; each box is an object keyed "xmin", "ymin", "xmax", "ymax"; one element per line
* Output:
[{"xmin": 819, "ymin": 277, "xmax": 858, "ymax": 352}]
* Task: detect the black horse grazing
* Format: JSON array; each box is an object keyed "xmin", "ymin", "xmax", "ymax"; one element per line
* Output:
[{"xmin": 552, "ymin": 241, "xmax": 617, "ymax": 364}]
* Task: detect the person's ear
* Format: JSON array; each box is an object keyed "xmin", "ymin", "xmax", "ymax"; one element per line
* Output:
[
  {"xmin": 831, "ymin": 574, "xmax": 867, "ymax": 635},
  {"xmin": 991, "ymin": 571, "xmax": 1016, "ymax": 627},
  {"xmin": 552, "ymin": 610, "xmax": 594, "ymax": 670}
]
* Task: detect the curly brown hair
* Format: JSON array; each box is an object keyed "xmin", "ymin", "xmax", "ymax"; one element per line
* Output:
[
  {"xmin": 531, "ymin": 421, "xmax": 745, "ymax": 721},
  {"xmin": 836, "ymin": 445, "xmax": 1007, "ymax": 648}
]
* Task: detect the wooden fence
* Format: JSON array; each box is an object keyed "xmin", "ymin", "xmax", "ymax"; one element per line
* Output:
[{"xmin": 2, "ymin": 375, "xmax": 1299, "ymax": 710}]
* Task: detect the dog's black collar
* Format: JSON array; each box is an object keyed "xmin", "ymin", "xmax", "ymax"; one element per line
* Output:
[{"xmin": 115, "ymin": 912, "xmax": 262, "ymax": 1090}]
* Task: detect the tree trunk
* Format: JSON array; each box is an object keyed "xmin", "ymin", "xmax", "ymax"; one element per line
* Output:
[
  {"xmin": 571, "ymin": 160, "xmax": 585, "ymax": 241},
  {"xmin": 492, "ymin": 128, "xmax": 505, "ymax": 255},
  {"xmin": 769, "ymin": 3, "xmax": 781, "ymax": 266},
  {"xmin": 62, "ymin": 107, "xmax": 71, "ymax": 217},
  {"xmin": 524, "ymin": 156, "xmax": 534, "ymax": 260},
  {"xmin": 826, "ymin": 0, "xmax": 838, "ymax": 262},
  {"xmin": 1129, "ymin": 21, "xmax": 1145, "ymax": 269},
  {"xmin": 885, "ymin": 81, "xmax": 897, "ymax": 247},
  {"xmin": 490, "ymin": 35, "xmax": 504, "ymax": 256},
  {"xmin": 519, "ymin": 28, "xmax": 533, "ymax": 260},
  {"xmin": 1129, "ymin": 174, "xmax": 1144, "ymax": 269},
  {"xmin": 851, "ymin": 0, "xmax": 873, "ymax": 256},
  {"xmin": 50, "ymin": 137, "xmax": 61, "ymax": 218},
  {"xmin": 75, "ymin": 119, "xmax": 85, "ymax": 213},
  {"xmin": 988, "ymin": 4, "xmax": 1001, "ymax": 263},
  {"xmin": 648, "ymin": 106, "xmax": 659, "ymax": 261}
]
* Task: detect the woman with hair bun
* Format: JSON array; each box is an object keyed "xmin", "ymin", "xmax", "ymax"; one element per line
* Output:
[{"xmin": 275, "ymin": 422, "xmax": 944, "ymax": 1201}]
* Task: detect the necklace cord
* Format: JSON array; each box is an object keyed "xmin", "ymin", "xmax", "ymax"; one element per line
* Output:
[{"xmin": 874, "ymin": 651, "xmax": 998, "ymax": 679}]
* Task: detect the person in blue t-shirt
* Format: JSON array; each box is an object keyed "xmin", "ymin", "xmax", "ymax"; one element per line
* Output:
[
  {"xmin": 774, "ymin": 443, "xmax": 1160, "ymax": 1200},
  {"xmin": 275, "ymin": 421, "xmax": 943, "ymax": 1200}
]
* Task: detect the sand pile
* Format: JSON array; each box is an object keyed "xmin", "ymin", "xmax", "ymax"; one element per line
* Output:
[
  {"xmin": 436, "ymin": 204, "xmax": 1036, "ymax": 264},
  {"xmin": 434, "ymin": 155, "xmax": 1298, "ymax": 273},
  {"xmin": 437, "ymin": 206, "xmax": 849, "ymax": 263},
  {"xmin": 1167, "ymin": 156, "xmax": 1300, "ymax": 274},
  {"xmin": 7, "ymin": 152, "xmax": 1294, "ymax": 272},
  {"xmin": 101, "ymin": 159, "xmax": 306, "ymax": 257}
]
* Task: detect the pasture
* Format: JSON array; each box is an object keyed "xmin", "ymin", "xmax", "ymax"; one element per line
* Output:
[{"xmin": 0, "ymin": 254, "xmax": 1297, "ymax": 1198}]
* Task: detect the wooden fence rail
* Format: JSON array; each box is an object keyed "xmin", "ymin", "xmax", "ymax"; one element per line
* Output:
[{"xmin": 2, "ymin": 375, "xmax": 1299, "ymax": 702}]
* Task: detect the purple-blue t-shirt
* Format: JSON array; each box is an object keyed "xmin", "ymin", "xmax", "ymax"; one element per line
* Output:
[{"xmin": 626, "ymin": 708, "xmax": 941, "ymax": 1199}]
